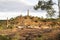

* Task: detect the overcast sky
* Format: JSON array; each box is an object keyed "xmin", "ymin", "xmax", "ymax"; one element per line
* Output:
[{"xmin": 0, "ymin": 0, "xmax": 58, "ymax": 20}]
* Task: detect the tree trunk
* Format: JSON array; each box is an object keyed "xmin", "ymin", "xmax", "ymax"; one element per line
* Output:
[{"xmin": 58, "ymin": 0, "xmax": 60, "ymax": 18}]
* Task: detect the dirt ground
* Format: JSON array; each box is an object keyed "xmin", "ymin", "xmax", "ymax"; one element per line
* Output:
[{"xmin": 0, "ymin": 28, "xmax": 60, "ymax": 40}]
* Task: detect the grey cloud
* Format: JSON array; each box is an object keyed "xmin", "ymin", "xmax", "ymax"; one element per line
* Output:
[{"xmin": 0, "ymin": 1, "xmax": 33, "ymax": 12}]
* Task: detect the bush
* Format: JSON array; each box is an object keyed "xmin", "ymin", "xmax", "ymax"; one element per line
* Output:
[{"xmin": 0, "ymin": 35, "xmax": 11, "ymax": 40}]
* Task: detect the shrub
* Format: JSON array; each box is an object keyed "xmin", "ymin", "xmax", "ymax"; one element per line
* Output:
[{"xmin": 0, "ymin": 35, "xmax": 11, "ymax": 40}]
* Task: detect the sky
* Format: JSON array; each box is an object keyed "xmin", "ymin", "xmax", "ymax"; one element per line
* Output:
[{"xmin": 0, "ymin": 0, "xmax": 58, "ymax": 20}]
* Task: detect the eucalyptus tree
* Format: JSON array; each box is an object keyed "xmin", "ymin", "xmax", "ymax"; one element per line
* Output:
[
  {"xmin": 34, "ymin": 0, "xmax": 55, "ymax": 18},
  {"xmin": 58, "ymin": 0, "xmax": 60, "ymax": 18}
]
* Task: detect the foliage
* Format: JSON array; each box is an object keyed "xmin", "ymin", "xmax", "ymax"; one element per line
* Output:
[
  {"xmin": 0, "ymin": 35, "xmax": 11, "ymax": 40},
  {"xmin": 46, "ymin": 9, "xmax": 55, "ymax": 18},
  {"xmin": 34, "ymin": 0, "xmax": 55, "ymax": 18}
]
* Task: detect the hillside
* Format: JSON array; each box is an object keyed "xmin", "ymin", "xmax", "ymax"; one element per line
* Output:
[
  {"xmin": 0, "ymin": 15, "xmax": 60, "ymax": 29},
  {"xmin": 0, "ymin": 15, "xmax": 60, "ymax": 40}
]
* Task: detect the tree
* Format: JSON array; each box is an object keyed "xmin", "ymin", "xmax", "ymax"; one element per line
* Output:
[
  {"xmin": 58, "ymin": 0, "xmax": 60, "ymax": 18},
  {"xmin": 34, "ymin": 0, "xmax": 55, "ymax": 18}
]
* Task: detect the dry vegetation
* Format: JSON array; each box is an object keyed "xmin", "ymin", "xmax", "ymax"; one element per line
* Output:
[{"xmin": 0, "ymin": 15, "xmax": 60, "ymax": 40}]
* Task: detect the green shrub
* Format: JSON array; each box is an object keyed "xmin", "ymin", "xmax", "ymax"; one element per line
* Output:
[{"xmin": 0, "ymin": 35, "xmax": 11, "ymax": 40}]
